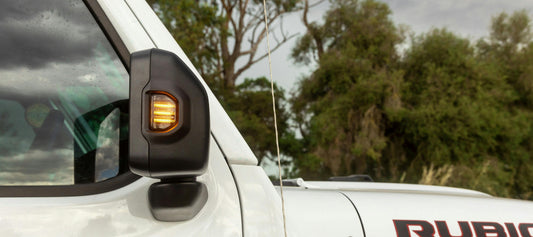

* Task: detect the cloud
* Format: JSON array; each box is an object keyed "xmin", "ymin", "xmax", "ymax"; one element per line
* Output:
[
  {"xmin": 0, "ymin": 0, "xmax": 85, "ymax": 21},
  {"xmin": 95, "ymin": 109, "xmax": 120, "ymax": 181},
  {"xmin": 380, "ymin": 0, "xmax": 533, "ymax": 40},
  {"xmin": 0, "ymin": 105, "xmax": 124, "ymax": 185},
  {"xmin": 0, "ymin": 148, "xmax": 74, "ymax": 185},
  {"xmin": 0, "ymin": 0, "xmax": 100, "ymax": 69},
  {"xmin": 0, "ymin": 0, "xmax": 129, "ymax": 107}
]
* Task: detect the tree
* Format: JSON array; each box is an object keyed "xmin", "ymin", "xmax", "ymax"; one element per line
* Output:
[
  {"xmin": 290, "ymin": 0, "xmax": 404, "ymax": 178},
  {"xmin": 399, "ymin": 29, "xmax": 532, "ymax": 198},
  {"xmin": 148, "ymin": 0, "xmax": 223, "ymax": 89},
  {"xmin": 292, "ymin": 3, "xmax": 533, "ymax": 199},
  {"xmin": 477, "ymin": 10, "xmax": 533, "ymax": 106},
  {"xmin": 225, "ymin": 77, "xmax": 296, "ymax": 165},
  {"xmin": 474, "ymin": 10, "xmax": 533, "ymax": 199},
  {"xmin": 149, "ymin": 0, "xmax": 300, "ymax": 94},
  {"xmin": 148, "ymin": 0, "xmax": 302, "ymax": 166}
]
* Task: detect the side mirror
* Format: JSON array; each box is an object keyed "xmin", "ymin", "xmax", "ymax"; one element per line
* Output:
[{"xmin": 129, "ymin": 48, "xmax": 210, "ymax": 221}]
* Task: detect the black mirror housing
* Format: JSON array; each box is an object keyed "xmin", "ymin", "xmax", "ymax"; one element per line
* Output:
[{"xmin": 129, "ymin": 48, "xmax": 210, "ymax": 179}]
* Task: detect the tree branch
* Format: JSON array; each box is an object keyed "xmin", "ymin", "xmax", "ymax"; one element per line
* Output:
[{"xmin": 234, "ymin": 33, "xmax": 298, "ymax": 79}]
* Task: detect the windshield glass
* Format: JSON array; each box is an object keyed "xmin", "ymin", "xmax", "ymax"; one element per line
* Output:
[{"xmin": 0, "ymin": 0, "xmax": 129, "ymax": 185}]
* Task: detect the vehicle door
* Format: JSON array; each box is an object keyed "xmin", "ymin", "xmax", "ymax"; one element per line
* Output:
[{"xmin": 0, "ymin": 0, "xmax": 241, "ymax": 235}]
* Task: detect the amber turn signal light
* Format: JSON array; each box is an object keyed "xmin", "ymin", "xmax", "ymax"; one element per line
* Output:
[{"xmin": 150, "ymin": 93, "xmax": 178, "ymax": 131}]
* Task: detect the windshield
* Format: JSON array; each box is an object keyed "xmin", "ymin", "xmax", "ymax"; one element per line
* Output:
[{"xmin": 0, "ymin": 0, "xmax": 129, "ymax": 185}]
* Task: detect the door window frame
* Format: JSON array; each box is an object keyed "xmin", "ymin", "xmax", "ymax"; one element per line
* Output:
[{"xmin": 0, "ymin": 0, "xmax": 140, "ymax": 197}]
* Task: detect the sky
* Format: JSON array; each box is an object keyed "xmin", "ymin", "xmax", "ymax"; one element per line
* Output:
[{"xmin": 240, "ymin": 0, "xmax": 533, "ymax": 93}]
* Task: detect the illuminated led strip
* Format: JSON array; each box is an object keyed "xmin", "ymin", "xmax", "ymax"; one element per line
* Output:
[{"xmin": 150, "ymin": 93, "xmax": 178, "ymax": 131}]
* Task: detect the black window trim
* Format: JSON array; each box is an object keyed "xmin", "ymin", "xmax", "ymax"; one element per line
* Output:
[
  {"xmin": 0, "ymin": 172, "xmax": 140, "ymax": 197},
  {"xmin": 0, "ymin": 0, "xmax": 140, "ymax": 197},
  {"xmin": 85, "ymin": 0, "xmax": 131, "ymax": 71}
]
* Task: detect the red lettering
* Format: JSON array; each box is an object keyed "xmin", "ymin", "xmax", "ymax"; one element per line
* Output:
[
  {"xmin": 471, "ymin": 222, "xmax": 506, "ymax": 237},
  {"xmin": 519, "ymin": 223, "xmax": 533, "ymax": 237},
  {"xmin": 435, "ymin": 221, "xmax": 472, "ymax": 237},
  {"xmin": 394, "ymin": 220, "xmax": 435, "ymax": 237},
  {"xmin": 505, "ymin": 223, "xmax": 519, "ymax": 237},
  {"xmin": 393, "ymin": 220, "xmax": 530, "ymax": 237}
]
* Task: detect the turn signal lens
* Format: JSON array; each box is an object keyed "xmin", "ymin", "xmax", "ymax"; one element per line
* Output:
[{"xmin": 150, "ymin": 93, "xmax": 178, "ymax": 131}]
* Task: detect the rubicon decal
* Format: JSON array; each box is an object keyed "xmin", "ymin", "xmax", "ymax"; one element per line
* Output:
[{"xmin": 393, "ymin": 220, "xmax": 533, "ymax": 237}]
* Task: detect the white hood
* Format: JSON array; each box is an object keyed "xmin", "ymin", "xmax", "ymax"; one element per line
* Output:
[
  {"xmin": 343, "ymin": 189, "xmax": 533, "ymax": 236},
  {"xmin": 279, "ymin": 181, "xmax": 533, "ymax": 236}
]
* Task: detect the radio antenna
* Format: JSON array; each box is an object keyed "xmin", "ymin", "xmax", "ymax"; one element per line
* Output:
[{"xmin": 261, "ymin": 1, "xmax": 288, "ymax": 236}]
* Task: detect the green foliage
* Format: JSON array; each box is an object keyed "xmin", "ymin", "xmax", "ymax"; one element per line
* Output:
[
  {"xmin": 290, "ymin": 0, "xmax": 405, "ymax": 178},
  {"xmin": 148, "ymin": 0, "xmax": 223, "ymax": 86},
  {"xmin": 292, "ymin": 2, "xmax": 533, "ymax": 200},
  {"xmin": 292, "ymin": 0, "xmax": 401, "ymax": 66},
  {"xmin": 401, "ymin": 28, "xmax": 520, "ymax": 164},
  {"xmin": 477, "ymin": 10, "xmax": 533, "ymax": 106},
  {"xmin": 225, "ymin": 77, "xmax": 296, "ymax": 165}
]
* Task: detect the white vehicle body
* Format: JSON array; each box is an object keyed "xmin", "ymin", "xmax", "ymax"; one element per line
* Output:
[{"xmin": 0, "ymin": 0, "xmax": 532, "ymax": 236}]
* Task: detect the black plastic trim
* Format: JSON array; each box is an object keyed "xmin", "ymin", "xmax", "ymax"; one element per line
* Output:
[
  {"xmin": 129, "ymin": 49, "xmax": 210, "ymax": 179},
  {"xmin": 0, "ymin": 0, "xmax": 139, "ymax": 197},
  {"xmin": 84, "ymin": 0, "xmax": 131, "ymax": 71},
  {"xmin": 149, "ymin": 181, "xmax": 208, "ymax": 222},
  {"xmin": 0, "ymin": 172, "xmax": 140, "ymax": 197}
]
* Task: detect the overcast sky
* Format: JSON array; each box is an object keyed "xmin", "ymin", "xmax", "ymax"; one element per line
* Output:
[{"xmin": 240, "ymin": 0, "xmax": 533, "ymax": 93}]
